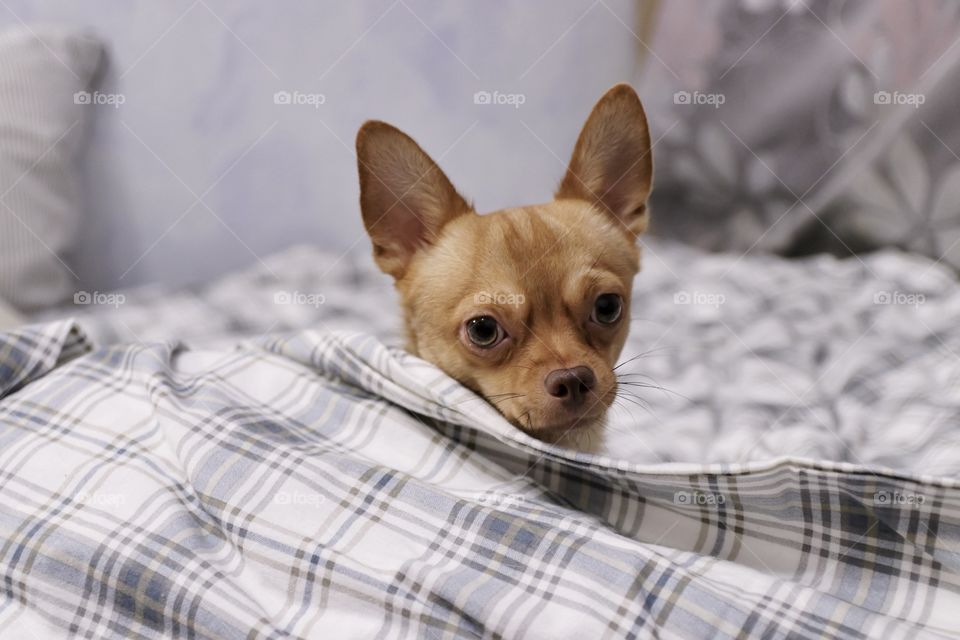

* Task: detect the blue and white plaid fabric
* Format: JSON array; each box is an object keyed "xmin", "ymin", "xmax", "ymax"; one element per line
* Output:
[{"xmin": 1, "ymin": 319, "xmax": 959, "ymax": 638}]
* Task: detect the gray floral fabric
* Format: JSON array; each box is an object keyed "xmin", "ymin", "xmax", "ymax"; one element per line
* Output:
[{"xmin": 639, "ymin": 0, "xmax": 960, "ymax": 268}]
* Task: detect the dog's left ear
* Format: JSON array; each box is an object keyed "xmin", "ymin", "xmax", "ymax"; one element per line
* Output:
[
  {"xmin": 555, "ymin": 83, "xmax": 653, "ymax": 236},
  {"xmin": 356, "ymin": 121, "xmax": 474, "ymax": 280}
]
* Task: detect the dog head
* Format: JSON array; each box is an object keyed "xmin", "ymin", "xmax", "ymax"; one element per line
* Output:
[{"xmin": 356, "ymin": 84, "xmax": 653, "ymax": 444}]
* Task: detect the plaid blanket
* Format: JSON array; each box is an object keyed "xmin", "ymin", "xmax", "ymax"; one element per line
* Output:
[{"xmin": 1, "ymin": 319, "xmax": 959, "ymax": 638}]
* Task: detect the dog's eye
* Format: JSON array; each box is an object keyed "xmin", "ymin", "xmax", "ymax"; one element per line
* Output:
[
  {"xmin": 465, "ymin": 316, "xmax": 504, "ymax": 348},
  {"xmin": 592, "ymin": 293, "xmax": 623, "ymax": 325}
]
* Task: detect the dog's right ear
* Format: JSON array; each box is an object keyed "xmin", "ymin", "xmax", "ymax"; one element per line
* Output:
[
  {"xmin": 356, "ymin": 121, "xmax": 474, "ymax": 280},
  {"xmin": 556, "ymin": 84, "xmax": 653, "ymax": 237}
]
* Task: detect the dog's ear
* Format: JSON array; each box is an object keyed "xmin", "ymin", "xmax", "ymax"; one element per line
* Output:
[
  {"xmin": 356, "ymin": 121, "xmax": 474, "ymax": 279},
  {"xmin": 555, "ymin": 84, "xmax": 653, "ymax": 236}
]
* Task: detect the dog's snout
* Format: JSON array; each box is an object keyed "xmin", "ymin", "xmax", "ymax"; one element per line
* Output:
[{"xmin": 544, "ymin": 367, "xmax": 596, "ymax": 406}]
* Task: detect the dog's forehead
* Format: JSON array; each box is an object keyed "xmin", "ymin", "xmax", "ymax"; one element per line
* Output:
[
  {"xmin": 477, "ymin": 202, "xmax": 635, "ymax": 280},
  {"xmin": 415, "ymin": 200, "xmax": 640, "ymax": 310}
]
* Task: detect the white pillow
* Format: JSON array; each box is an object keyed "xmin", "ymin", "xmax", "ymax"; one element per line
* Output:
[
  {"xmin": 0, "ymin": 296, "xmax": 24, "ymax": 330},
  {"xmin": 0, "ymin": 27, "xmax": 103, "ymax": 312}
]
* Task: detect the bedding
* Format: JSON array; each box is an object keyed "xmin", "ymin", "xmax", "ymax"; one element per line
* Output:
[
  {"xmin": 5, "ymin": 239, "xmax": 960, "ymax": 637},
  {"xmin": 0, "ymin": 296, "xmax": 24, "ymax": 331},
  {"xmin": 41, "ymin": 245, "xmax": 401, "ymax": 350},
  {"xmin": 50, "ymin": 239, "xmax": 960, "ymax": 473},
  {"xmin": 0, "ymin": 26, "xmax": 104, "ymax": 311}
]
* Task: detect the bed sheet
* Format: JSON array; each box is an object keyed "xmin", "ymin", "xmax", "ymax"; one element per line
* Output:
[{"xmin": 0, "ymin": 315, "xmax": 958, "ymax": 638}]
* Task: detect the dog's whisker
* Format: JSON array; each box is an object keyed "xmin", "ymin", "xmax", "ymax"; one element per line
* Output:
[
  {"xmin": 615, "ymin": 404, "xmax": 655, "ymax": 422},
  {"xmin": 615, "ymin": 368, "xmax": 659, "ymax": 378},
  {"xmin": 616, "ymin": 372, "xmax": 660, "ymax": 384},
  {"xmin": 613, "ymin": 390, "xmax": 656, "ymax": 419},
  {"xmin": 616, "ymin": 380, "xmax": 668, "ymax": 391},
  {"xmin": 615, "ymin": 386, "xmax": 652, "ymax": 402},
  {"xmin": 616, "ymin": 380, "xmax": 690, "ymax": 402},
  {"xmin": 456, "ymin": 392, "xmax": 526, "ymax": 409},
  {"xmin": 613, "ymin": 347, "xmax": 672, "ymax": 371},
  {"xmin": 513, "ymin": 409, "xmax": 532, "ymax": 432},
  {"xmin": 609, "ymin": 401, "xmax": 645, "ymax": 428},
  {"xmin": 614, "ymin": 392, "xmax": 650, "ymax": 410}
]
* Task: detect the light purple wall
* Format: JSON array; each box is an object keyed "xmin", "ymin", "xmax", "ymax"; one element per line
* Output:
[{"xmin": 0, "ymin": 1, "xmax": 642, "ymax": 290}]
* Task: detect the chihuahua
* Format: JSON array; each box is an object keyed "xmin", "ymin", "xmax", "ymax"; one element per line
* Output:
[{"xmin": 356, "ymin": 84, "xmax": 652, "ymax": 446}]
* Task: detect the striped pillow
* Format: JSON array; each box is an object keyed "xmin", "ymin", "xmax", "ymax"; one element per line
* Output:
[{"xmin": 0, "ymin": 27, "xmax": 102, "ymax": 312}]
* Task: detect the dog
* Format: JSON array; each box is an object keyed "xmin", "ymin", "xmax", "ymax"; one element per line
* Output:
[{"xmin": 356, "ymin": 83, "xmax": 652, "ymax": 447}]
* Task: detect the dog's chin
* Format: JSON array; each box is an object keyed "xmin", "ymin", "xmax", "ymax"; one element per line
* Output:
[{"xmin": 511, "ymin": 413, "xmax": 608, "ymax": 452}]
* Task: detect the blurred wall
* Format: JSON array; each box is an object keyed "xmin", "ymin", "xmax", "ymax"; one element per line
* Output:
[{"xmin": 0, "ymin": 0, "xmax": 642, "ymax": 290}]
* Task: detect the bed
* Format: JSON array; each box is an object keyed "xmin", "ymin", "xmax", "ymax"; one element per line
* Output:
[
  {"xmin": 4, "ymin": 4, "xmax": 960, "ymax": 637},
  {"xmin": 3, "ymin": 239, "xmax": 959, "ymax": 638}
]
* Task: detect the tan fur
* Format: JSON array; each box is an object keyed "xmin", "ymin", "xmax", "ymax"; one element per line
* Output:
[{"xmin": 356, "ymin": 84, "xmax": 653, "ymax": 446}]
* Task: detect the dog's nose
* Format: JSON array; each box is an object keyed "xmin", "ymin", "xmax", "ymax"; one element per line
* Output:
[{"xmin": 544, "ymin": 366, "xmax": 596, "ymax": 407}]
